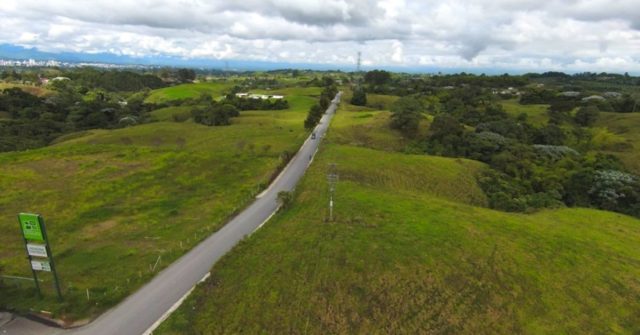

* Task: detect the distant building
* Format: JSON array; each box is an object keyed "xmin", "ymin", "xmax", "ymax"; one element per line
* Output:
[
  {"xmin": 560, "ymin": 91, "xmax": 581, "ymax": 97},
  {"xmin": 51, "ymin": 76, "xmax": 70, "ymax": 82},
  {"xmin": 499, "ymin": 87, "xmax": 520, "ymax": 95},
  {"xmin": 603, "ymin": 92, "xmax": 622, "ymax": 98},
  {"xmin": 235, "ymin": 92, "xmax": 284, "ymax": 100},
  {"xmin": 582, "ymin": 95, "xmax": 605, "ymax": 102}
]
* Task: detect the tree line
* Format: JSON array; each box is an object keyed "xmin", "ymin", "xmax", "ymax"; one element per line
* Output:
[
  {"xmin": 388, "ymin": 87, "xmax": 640, "ymax": 217},
  {"xmin": 0, "ymin": 84, "xmax": 153, "ymax": 151},
  {"xmin": 304, "ymin": 84, "xmax": 338, "ymax": 130}
]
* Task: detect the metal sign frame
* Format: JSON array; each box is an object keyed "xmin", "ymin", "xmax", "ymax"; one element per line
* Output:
[{"xmin": 18, "ymin": 213, "xmax": 62, "ymax": 300}]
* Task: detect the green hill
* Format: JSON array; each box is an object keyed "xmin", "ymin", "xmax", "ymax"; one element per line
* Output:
[
  {"xmin": 158, "ymin": 102, "xmax": 640, "ymax": 334},
  {"xmin": 0, "ymin": 90, "xmax": 315, "ymax": 319},
  {"xmin": 144, "ymin": 82, "xmax": 234, "ymax": 104},
  {"xmin": 597, "ymin": 112, "xmax": 640, "ymax": 174}
]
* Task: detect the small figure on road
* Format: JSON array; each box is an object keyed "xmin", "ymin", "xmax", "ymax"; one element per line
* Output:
[{"xmin": 311, "ymin": 132, "xmax": 316, "ymax": 139}]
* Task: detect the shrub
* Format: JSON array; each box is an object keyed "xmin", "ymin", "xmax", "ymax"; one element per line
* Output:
[{"xmin": 277, "ymin": 191, "xmax": 293, "ymax": 209}]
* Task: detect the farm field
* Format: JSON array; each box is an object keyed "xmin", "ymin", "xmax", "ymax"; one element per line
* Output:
[
  {"xmin": 0, "ymin": 84, "xmax": 318, "ymax": 320},
  {"xmin": 158, "ymin": 100, "xmax": 640, "ymax": 335}
]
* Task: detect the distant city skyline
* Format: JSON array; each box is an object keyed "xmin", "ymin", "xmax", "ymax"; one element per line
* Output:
[{"xmin": 1, "ymin": 1, "xmax": 639, "ymax": 74}]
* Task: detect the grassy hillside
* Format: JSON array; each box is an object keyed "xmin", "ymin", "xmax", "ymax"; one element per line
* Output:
[
  {"xmin": 148, "ymin": 106, "xmax": 193, "ymax": 122},
  {"xmin": 0, "ymin": 83, "xmax": 54, "ymax": 97},
  {"xmin": 0, "ymin": 89, "xmax": 317, "ymax": 320},
  {"xmin": 158, "ymin": 102, "xmax": 640, "ymax": 334},
  {"xmin": 328, "ymin": 91, "xmax": 429, "ymax": 152},
  {"xmin": 596, "ymin": 112, "xmax": 640, "ymax": 174},
  {"xmin": 144, "ymin": 82, "xmax": 234, "ymax": 104},
  {"xmin": 501, "ymin": 99, "xmax": 549, "ymax": 126},
  {"xmin": 340, "ymin": 89, "xmax": 399, "ymax": 111}
]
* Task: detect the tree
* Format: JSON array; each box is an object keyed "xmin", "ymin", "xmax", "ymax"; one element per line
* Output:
[
  {"xmin": 364, "ymin": 70, "xmax": 391, "ymax": 86},
  {"xmin": 574, "ymin": 105, "xmax": 600, "ymax": 126},
  {"xmin": 176, "ymin": 68, "xmax": 196, "ymax": 83},
  {"xmin": 390, "ymin": 96, "xmax": 423, "ymax": 137},
  {"xmin": 192, "ymin": 103, "xmax": 238, "ymax": 126},
  {"xmin": 426, "ymin": 114, "xmax": 466, "ymax": 155},
  {"xmin": 350, "ymin": 87, "xmax": 367, "ymax": 106},
  {"xmin": 304, "ymin": 104, "xmax": 323, "ymax": 129},
  {"xmin": 589, "ymin": 170, "xmax": 640, "ymax": 216},
  {"xmin": 535, "ymin": 124, "xmax": 565, "ymax": 145},
  {"xmin": 277, "ymin": 191, "xmax": 293, "ymax": 209},
  {"xmin": 322, "ymin": 76, "xmax": 335, "ymax": 87},
  {"xmin": 611, "ymin": 94, "xmax": 637, "ymax": 113},
  {"xmin": 319, "ymin": 95, "xmax": 331, "ymax": 110},
  {"xmin": 430, "ymin": 114, "xmax": 464, "ymax": 140}
]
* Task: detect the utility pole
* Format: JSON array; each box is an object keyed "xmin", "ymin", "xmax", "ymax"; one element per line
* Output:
[
  {"xmin": 356, "ymin": 52, "xmax": 362, "ymax": 87},
  {"xmin": 327, "ymin": 163, "xmax": 338, "ymax": 222}
]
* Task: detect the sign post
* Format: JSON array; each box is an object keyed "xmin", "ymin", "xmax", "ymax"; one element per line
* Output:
[{"xmin": 18, "ymin": 213, "xmax": 62, "ymax": 300}]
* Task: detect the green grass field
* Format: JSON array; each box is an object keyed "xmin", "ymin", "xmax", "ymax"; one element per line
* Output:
[
  {"xmin": 340, "ymin": 89, "xmax": 399, "ymax": 111},
  {"xmin": 0, "ymin": 86, "xmax": 318, "ymax": 321},
  {"xmin": 501, "ymin": 99, "xmax": 549, "ymax": 126},
  {"xmin": 148, "ymin": 106, "xmax": 194, "ymax": 122},
  {"xmin": 144, "ymin": 82, "xmax": 234, "ymax": 104},
  {"xmin": 596, "ymin": 112, "xmax": 640, "ymax": 174},
  {"xmin": 158, "ymin": 101, "xmax": 640, "ymax": 334},
  {"xmin": 330, "ymin": 92, "xmax": 430, "ymax": 150}
]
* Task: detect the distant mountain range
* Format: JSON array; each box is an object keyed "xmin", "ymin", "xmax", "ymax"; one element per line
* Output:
[
  {"xmin": 0, "ymin": 43, "xmax": 532, "ymax": 74},
  {"xmin": 0, "ymin": 44, "xmax": 360, "ymax": 71}
]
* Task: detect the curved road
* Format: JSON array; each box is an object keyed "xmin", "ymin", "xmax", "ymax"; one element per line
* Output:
[{"xmin": 1, "ymin": 92, "xmax": 341, "ymax": 335}]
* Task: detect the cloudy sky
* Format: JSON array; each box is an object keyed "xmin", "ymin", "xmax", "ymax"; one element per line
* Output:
[{"xmin": 1, "ymin": 0, "xmax": 640, "ymax": 72}]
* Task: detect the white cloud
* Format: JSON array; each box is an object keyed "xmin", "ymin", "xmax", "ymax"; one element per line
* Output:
[
  {"xmin": 0, "ymin": 0, "xmax": 639, "ymax": 72},
  {"xmin": 391, "ymin": 40, "xmax": 403, "ymax": 63}
]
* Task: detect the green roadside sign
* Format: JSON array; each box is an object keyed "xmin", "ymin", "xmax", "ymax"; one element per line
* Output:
[{"xmin": 18, "ymin": 213, "xmax": 45, "ymax": 241}]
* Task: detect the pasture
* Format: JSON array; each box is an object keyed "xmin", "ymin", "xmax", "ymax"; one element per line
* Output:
[
  {"xmin": 158, "ymin": 99, "xmax": 640, "ymax": 334},
  {"xmin": 0, "ymin": 86, "xmax": 318, "ymax": 320}
]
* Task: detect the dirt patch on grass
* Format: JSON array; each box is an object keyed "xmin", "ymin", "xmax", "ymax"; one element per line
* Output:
[{"xmin": 81, "ymin": 219, "xmax": 118, "ymax": 239}]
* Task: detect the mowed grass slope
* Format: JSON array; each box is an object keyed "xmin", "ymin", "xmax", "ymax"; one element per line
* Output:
[
  {"xmin": 158, "ymin": 102, "xmax": 640, "ymax": 334},
  {"xmin": 596, "ymin": 112, "xmax": 640, "ymax": 174},
  {"xmin": 144, "ymin": 82, "xmax": 234, "ymax": 104},
  {"xmin": 0, "ymin": 85, "xmax": 318, "ymax": 320}
]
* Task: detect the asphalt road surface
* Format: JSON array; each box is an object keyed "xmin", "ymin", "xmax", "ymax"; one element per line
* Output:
[{"xmin": 0, "ymin": 92, "xmax": 341, "ymax": 335}]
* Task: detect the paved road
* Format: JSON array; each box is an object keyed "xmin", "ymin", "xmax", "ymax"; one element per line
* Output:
[{"xmin": 0, "ymin": 93, "xmax": 340, "ymax": 335}]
